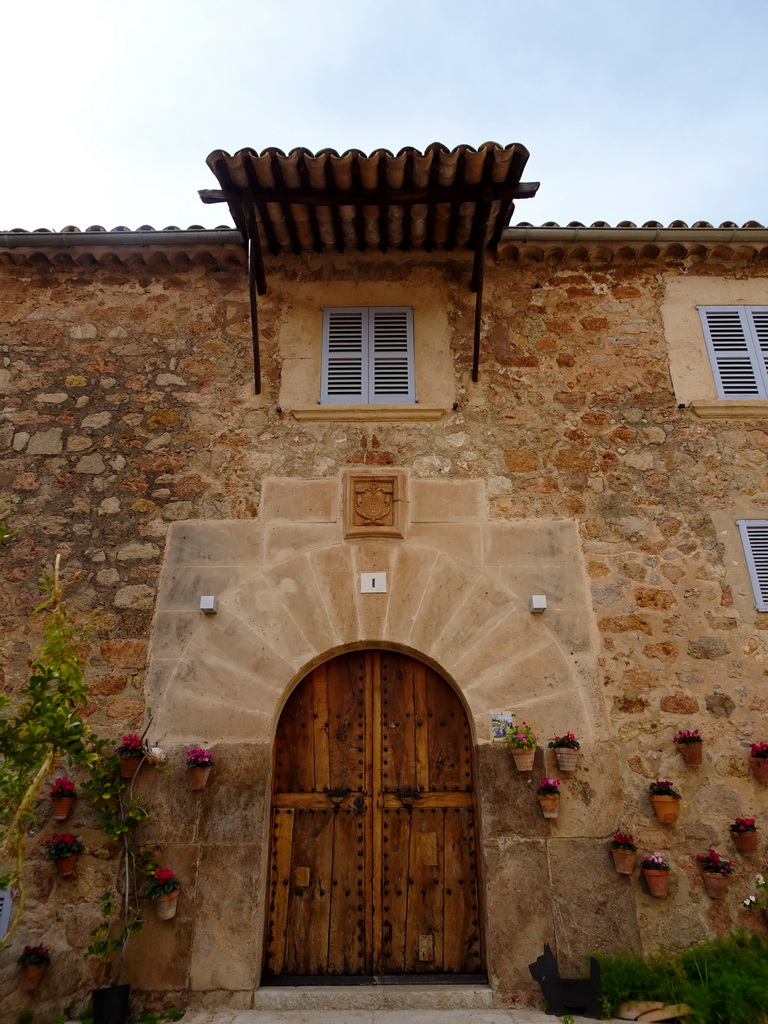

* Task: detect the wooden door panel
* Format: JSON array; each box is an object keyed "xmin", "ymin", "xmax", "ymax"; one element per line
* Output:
[
  {"xmin": 443, "ymin": 807, "xmax": 482, "ymax": 973},
  {"xmin": 426, "ymin": 670, "xmax": 471, "ymax": 792},
  {"xmin": 283, "ymin": 809, "xmax": 334, "ymax": 974},
  {"xmin": 265, "ymin": 650, "xmax": 484, "ymax": 980},
  {"xmin": 404, "ymin": 807, "xmax": 444, "ymax": 973},
  {"xmin": 381, "ymin": 652, "xmax": 416, "ymax": 792},
  {"xmin": 327, "ymin": 653, "xmax": 366, "ymax": 792},
  {"xmin": 328, "ymin": 807, "xmax": 367, "ymax": 974},
  {"xmin": 381, "ymin": 807, "xmax": 410, "ymax": 973}
]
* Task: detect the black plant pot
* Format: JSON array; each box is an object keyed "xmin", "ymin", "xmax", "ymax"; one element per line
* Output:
[{"xmin": 92, "ymin": 983, "xmax": 130, "ymax": 1024}]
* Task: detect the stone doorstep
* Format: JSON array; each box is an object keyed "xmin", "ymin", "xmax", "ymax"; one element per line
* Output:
[
  {"xmin": 251, "ymin": 984, "xmax": 494, "ymax": 1010},
  {"xmin": 184, "ymin": 1010, "xmax": 626, "ymax": 1024}
]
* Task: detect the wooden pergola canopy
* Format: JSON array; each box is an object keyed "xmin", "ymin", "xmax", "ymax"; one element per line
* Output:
[{"xmin": 200, "ymin": 142, "xmax": 539, "ymax": 394}]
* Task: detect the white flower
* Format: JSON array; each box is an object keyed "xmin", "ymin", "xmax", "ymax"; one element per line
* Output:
[{"xmin": 756, "ymin": 874, "xmax": 764, "ymax": 885}]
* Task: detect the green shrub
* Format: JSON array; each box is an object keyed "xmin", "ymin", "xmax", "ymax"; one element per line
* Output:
[{"xmin": 597, "ymin": 931, "xmax": 768, "ymax": 1023}]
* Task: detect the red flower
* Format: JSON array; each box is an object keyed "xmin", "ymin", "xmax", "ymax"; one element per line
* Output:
[{"xmin": 155, "ymin": 868, "xmax": 174, "ymax": 882}]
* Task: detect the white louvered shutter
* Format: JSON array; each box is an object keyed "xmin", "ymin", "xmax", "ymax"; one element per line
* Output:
[
  {"xmin": 369, "ymin": 307, "xmax": 414, "ymax": 403},
  {"xmin": 0, "ymin": 888, "xmax": 12, "ymax": 940},
  {"xmin": 322, "ymin": 308, "xmax": 367, "ymax": 403},
  {"xmin": 699, "ymin": 306, "xmax": 768, "ymax": 398},
  {"xmin": 739, "ymin": 521, "xmax": 768, "ymax": 612}
]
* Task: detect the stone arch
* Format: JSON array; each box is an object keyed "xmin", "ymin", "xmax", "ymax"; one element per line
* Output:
[{"xmin": 148, "ymin": 522, "xmax": 605, "ymax": 748}]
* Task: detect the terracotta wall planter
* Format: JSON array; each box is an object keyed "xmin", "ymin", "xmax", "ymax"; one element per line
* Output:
[
  {"xmin": 679, "ymin": 743, "xmax": 702, "ymax": 765},
  {"xmin": 642, "ymin": 868, "xmax": 670, "ymax": 898},
  {"xmin": 189, "ymin": 766, "xmax": 211, "ymax": 790},
  {"xmin": 537, "ymin": 793, "xmax": 560, "ymax": 819},
  {"xmin": 51, "ymin": 796, "xmax": 74, "ymax": 821},
  {"xmin": 54, "ymin": 853, "xmax": 76, "ymax": 877},
  {"xmin": 749, "ymin": 757, "xmax": 768, "ymax": 782},
  {"xmin": 511, "ymin": 749, "xmax": 536, "ymax": 771},
  {"xmin": 701, "ymin": 872, "xmax": 729, "ymax": 899},
  {"xmin": 153, "ymin": 889, "xmax": 179, "ymax": 920},
  {"xmin": 554, "ymin": 749, "xmax": 579, "ymax": 771},
  {"xmin": 19, "ymin": 963, "xmax": 46, "ymax": 991},
  {"xmin": 611, "ymin": 848, "xmax": 636, "ymax": 874},
  {"xmin": 733, "ymin": 831, "xmax": 758, "ymax": 856},
  {"xmin": 119, "ymin": 756, "xmax": 142, "ymax": 779},
  {"xmin": 651, "ymin": 795, "xmax": 680, "ymax": 823}
]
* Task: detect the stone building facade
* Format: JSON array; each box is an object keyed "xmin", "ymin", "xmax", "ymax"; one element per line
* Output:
[{"xmin": 1, "ymin": 205, "xmax": 768, "ymax": 1014}]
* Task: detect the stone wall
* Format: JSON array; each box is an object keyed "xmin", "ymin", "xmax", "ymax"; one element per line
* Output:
[{"xmin": 1, "ymin": 247, "xmax": 768, "ymax": 1015}]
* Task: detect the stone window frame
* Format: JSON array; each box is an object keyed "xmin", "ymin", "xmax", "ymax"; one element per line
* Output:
[{"xmin": 662, "ymin": 277, "xmax": 768, "ymax": 420}]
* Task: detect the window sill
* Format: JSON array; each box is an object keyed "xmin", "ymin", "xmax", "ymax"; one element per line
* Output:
[
  {"xmin": 290, "ymin": 405, "xmax": 446, "ymax": 422},
  {"xmin": 689, "ymin": 399, "xmax": 768, "ymax": 419}
]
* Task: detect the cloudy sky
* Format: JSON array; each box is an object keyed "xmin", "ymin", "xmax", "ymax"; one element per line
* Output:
[{"xmin": 4, "ymin": 0, "xmax": 768, "ymax": 232}]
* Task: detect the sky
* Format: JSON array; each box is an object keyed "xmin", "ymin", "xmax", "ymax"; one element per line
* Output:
[{"xmin": 4, "ymin": 0, "xmax": 768, "ymax": 232}]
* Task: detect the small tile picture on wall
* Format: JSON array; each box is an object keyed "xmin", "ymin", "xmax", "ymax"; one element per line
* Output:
[{"xmin": 491, "ymin": 712, "xmax": 515, "ymax": 742}]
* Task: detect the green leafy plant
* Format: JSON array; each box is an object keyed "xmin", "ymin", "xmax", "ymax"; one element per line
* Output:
[
  {"xmin": 611, "ymin": 831, "xmax": 637, "ymax": 851},
  {"xmin": 548, "ymin": 732, "xmax": 580, "ymax": 750},
  {"xmin": 17, "ymin": 944, "xmax": 50, "ymax": 966},
  {"xmin": 0, "ymin": 553, "xmax": 98, "ymax": 944},
  {"xmin": 649, "ymin": 779, "xmax": 681, "ymax": 798},
  {"xmin": 696, "ymin": 848, "xmax": 734, "ymax": 876},
  {"xmin": 502, "ymin": 715, "xmax": 537, "ymax": 750},
  {"xmin": 44, "ymin": 833, "xmax": 84, "ymax": 860},
  {"xmin": 144, "ymin": 867, "xmax": 180, "ymax": 901},
  {"xmin": 16, "ymin": 1011, "xmax": 33, "ymax": 1024},
  {"xmin": 598, "ymin": 932, "xmax": 768, "ymax": 1024}
]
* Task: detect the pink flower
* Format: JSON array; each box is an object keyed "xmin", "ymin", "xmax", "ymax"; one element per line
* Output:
[{"xmin": 155, "ymin": 868, "xmax": 174, "ymax": 882}]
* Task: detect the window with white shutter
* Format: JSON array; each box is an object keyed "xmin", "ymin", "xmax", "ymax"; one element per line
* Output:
[
  {"xmin": 0, "ymin": 888, "xmax": 12, "ymax": 940},
  {"xmin": 698, "ymin": 306, "xmax": 768, "ymax": 399},
  {"xmin": 738, "ymin": 520, "xmax": 768, "ymax": 612},
  {"xmin": 322, "ymin": 307, "xmax": 414, "ymax": 404}
]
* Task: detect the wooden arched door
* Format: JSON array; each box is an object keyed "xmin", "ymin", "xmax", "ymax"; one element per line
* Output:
[{"xmin": 264, "ymin": 650, "xmax": 484, "ymax": 982}]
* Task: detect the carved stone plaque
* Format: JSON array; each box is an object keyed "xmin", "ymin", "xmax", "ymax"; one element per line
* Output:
[{"xmin": 344, "ymin": 469, "xmax": 407, "ymax": 539}]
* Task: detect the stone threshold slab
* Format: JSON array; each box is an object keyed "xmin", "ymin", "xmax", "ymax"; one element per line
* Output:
[{"xmin": 251, "ymin": 985, "xmax": 494, "ymax": 1011}]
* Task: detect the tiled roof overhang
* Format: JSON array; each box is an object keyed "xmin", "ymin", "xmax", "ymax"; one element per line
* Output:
[{"xmin": 200, "ymin": 142, "xmax": 539, "ymax": 392}]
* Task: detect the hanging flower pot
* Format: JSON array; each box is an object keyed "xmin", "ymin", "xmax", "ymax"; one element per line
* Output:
[
  {"xmin": 549, "ymin": 732, "xmax": 581, "ymax": 772},
  {"xmin": 154, "ymin": 889, "xmax": 179, "ymax": 920},
  {"xmin": 45, "ymin": 833, "xmax": 83, "ymax": 877},
  {"xmin": 673, "ymin": 729, "xmax": 702, "ymax": 765},
  {"xmin": 512, "ymin": 748, "xmax": 536, "ymax": 771},
  {"xmin": 50, "ymin": 776, "xmax": 76, "ymax": 821},
  {"xmin": 116, "ymin": 734, "xmax": 145, "ymax": 779},
  {"xmin": 17, "ymin": 946, "xmax": 50, "ymax": 991},
  {"xmin": 145, "ymin": 868, "xmax": 180, "ymax": 920},
  {"xmin": 649, "ymin": 781, "xmax": 681, "ymax": 823},
  {"xmin": 749, "ymin": 744, "xmax": 768, "ymax": 781},
  {"xmin": 641, "ymin": 862, "xmax": 671, "ymax": 898},
  {"xmin": 610, "ymin": 832, "xmax": 637, "ymax": 874},
  {"xmin": 186, "ymin": 747, "xmax": 214, "ymax": 790},
  {"xmin": 503, "ymin": 717, "xmax": 537, "ymax": 771},
  {"xmin": 537, "ymin": 777, "xmax": 560, "ymax": 818},
  {"xmin": 643, "ymin": 871, "xmax": 671, "ymax": 898},
  {"xmin": 696, "ymin": 849, "xmax": 733, "ymax": 898},
  {"xmin": 730, "ymin": 819, "xmax": 758, "ymax": 856}
]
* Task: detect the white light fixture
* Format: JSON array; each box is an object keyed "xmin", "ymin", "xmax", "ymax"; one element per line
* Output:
[
  {"xmin": 200, "ymin": 595, "xmax": 218, "ymax": 614},
  {"xmin": 529, "ymin": 595, "xmax": 547, "ymax": 614}
]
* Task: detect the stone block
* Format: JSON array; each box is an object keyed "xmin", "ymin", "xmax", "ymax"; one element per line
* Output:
[
  {"xmin": 548, "ymin": 838, "xmax": 642, "ymax": 973},
  {"xmin": 262, "ymin": 554, "xmax": 339, "ymax": 652},
  {"xmin": 408, "ymin": 523, "xmax": 484, "ymax": 564},
  {"xmin": 126, "ymin": 843, "xmax": 198, "ymax": 991},
  {"xmin": 382, "ymin": 544, "xmax": 439, "ymax": 643},
  {"xmin": 165, "ymin": 521, "xmax": 265, "ymax": 567},
  {"xmin": 261, "ymin": 478, "xmax": 338, "ymax": 522},
  {"xmin": 264, "ymin": 522, "xmax": 340, "ymax": 563},
  {"xmin": 483, "ymin": 520, "xmax": 582, "ymax": 567},
  {"xmin": 155, "ymin": 566, "xmax": 244, "ymax": 613},
  {"xmin": 307, "ymin": 544, "xmax": 360, "ymax": 645},
  {"xmin": 410, "ymin": 479, "xmax": 485, "ymax": 522},
  {"xmin": 408, "ymin": 553, "xmax": 481, "ymax": 656}
]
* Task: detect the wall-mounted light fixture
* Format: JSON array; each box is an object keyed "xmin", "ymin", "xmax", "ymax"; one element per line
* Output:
[
  {"xmin": 529, "ymin": 595, "xmax": 547, "ymax": 614},
  {"xmin": 200, "ymin": 596, "xmax": 218, "ymax": 614}
]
